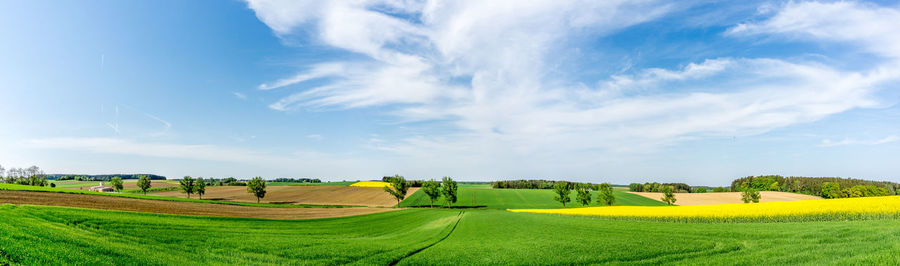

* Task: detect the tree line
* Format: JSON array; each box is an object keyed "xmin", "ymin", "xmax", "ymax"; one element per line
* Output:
[
  {"xmin": 731, "ymin": 175, "xmax": 899, "ymax": 198},
  {"xmin": 628, "ymin": 182, "xmax": 700, "ymax": 193},
  {"xmin": 383, "ymin": 175, "xmax": 459, "ymax": 208},
  {"xmin": 491, "ymin": 179, "xmax": 599, "ymax": 190},
  {"xmin": 0, "ymin": 164, "xmax": 48, "ymax": 187},
  {"xmin": 51, "ymin": 174, "xmax": 166, "ymax": 181},
  {"xmin": 175, "ymin": 176, "xmax": 267, "ymax": 202},
  {"xmin": 550, "ymin": 181, "xmax": 619, "ymax": 207},
  {"xmin": 271, "ymin": 177, "xmax": 322, "ymax": 183}
]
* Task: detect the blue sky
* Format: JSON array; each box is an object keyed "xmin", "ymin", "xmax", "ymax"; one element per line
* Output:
[{"xmin": 1, "ymin": 0, "xmax": 899, "ymax": 185}]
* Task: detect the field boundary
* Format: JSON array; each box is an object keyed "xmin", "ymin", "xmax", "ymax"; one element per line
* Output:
[{"xmin": 389, "ymin": 211, "xmax": 464, "ymax": 266}]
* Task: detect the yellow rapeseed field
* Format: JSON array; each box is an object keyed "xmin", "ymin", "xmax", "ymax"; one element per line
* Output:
[
  {"xmin": 349, "ymin": 181, "xmax": 392, "ymax": 188},
  {"xmin": 509, "ymin": 196, "xmax": 900, "ymax": 220}
]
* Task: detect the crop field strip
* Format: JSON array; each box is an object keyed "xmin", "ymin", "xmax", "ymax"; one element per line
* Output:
[
  {"xmin": 509, "ymin": 195, "xmax": 900, "ymax": 222},
  {"xmin": 0, "ymin": 190, "xmax": 396, "ymax": 220},
  {"xmin": 628, "ymin": 191, "xmax": 821, "ymax": 205},
  {"xmin": 2, "ymin": 205, "xmax": 899, "ymax": 264},
  {"xmin": 0, "ymin": 184, "xmax": 358, "ymax": 208},
  {"xmin": 151, "ymin": 185, "xmax": 419, "ymax": 207}
]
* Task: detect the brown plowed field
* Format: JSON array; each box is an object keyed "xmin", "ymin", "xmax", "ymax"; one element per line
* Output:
[
  {"xmin": 153, "ymin": 186, "xmax": 420, "ymax": 207},
  {"xmin": 629, "ymin": 191, "xmax": 821, "ymax": 205},
  {"xmin": 0, "ymin": 190, "xmax": 396, "ymax": 220}
]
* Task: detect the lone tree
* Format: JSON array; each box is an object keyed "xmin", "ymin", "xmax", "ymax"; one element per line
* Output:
[
  {"xmin": 422, "ymin": 179, "xmax": 442, "ymax": 207},
  {"xmin": 110, "ymin": 176, "xmax": 124, "ymax": 192},
  {"xmin": 383, "ymin": 175, "xmax": 410, "ymax": 207},
  {"xmin": 247, "ymin": 177, "xmax": 267, "ymax": 203},
  {"xmin": 196, "ymin": 177, "xmax": 207, "ymax": 199},
  {"xmin": 180, "ymin": 176, "xmax": 195, "ymax": 198},
  {"xmin": 741, "ymin": 187, "xmax": 760, "ymax": 203},
  {"xmin": 441, "ymin": 177, "xmax": 458, "ymax": 208},
  {"xmin": 575, "ymin": 183, "xmax": 592, "ymax": 206},
  {"xmin": 553, "ymin": 182, "xmax": 572, "ymax": 207},
  {"xmin": 597, "ymin": 183, "xmax": 615, "ymax": 206},
  {"xmin": 137, "ymin": 175, "xmax": 152, "ymax": 195},
  {"xmin": 661, "ymin": 185, "xmax": 677, "ymax": 205}
]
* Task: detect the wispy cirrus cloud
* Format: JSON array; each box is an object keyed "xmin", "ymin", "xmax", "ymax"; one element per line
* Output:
[
  {"xmin": 244, "ymin": 1, "xmax": 900, "ymax": 176},
  {"xmin": 728, "ymin": 1, "xmax": 900, "ymax": 58},
  {"xmin": 819, "ymin": 135, "xmax": 899, "ymax": 147}
]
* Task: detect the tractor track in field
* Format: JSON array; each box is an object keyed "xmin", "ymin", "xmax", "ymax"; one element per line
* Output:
[{"xmin": 389, "ymin": 211, "xmax": 464, "ymax": 266}]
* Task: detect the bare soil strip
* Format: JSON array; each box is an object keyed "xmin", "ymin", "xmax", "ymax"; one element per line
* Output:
[
  {"xmin": 0, "ymin": 190, "xmax": 397, "ymax": 220},
  {"xmin": 628, "ymin": 191, "xmax": 821, "ymax": 206},
  {"xmin": 152, "ymin": 186, "xmax": 420, "ymax": 207}
]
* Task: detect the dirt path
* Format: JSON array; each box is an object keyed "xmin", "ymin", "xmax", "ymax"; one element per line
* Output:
[
  {"xmin": 628, "ymin": 191, "xmax": 821, "ymax": 205},
  {"xmin": 152, "ymin": 186, "xmax": 420, "ymax": 207},
  {"xmin": 0, "ymin": 190, "xmax": 397, "ymax": 220}
]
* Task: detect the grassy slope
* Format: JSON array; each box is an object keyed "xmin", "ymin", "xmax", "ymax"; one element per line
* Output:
[
  {"xmin": 400, "ymin": 185, "xmax": 666, "ymax": 209},
  {"xmin": 0, "ymin": 184, "xmax": 353, "ymax": 208},
  {"xmin": 0, "ymin": 205, "xmax": 460, "ymax": 265},
  {"xmin": 1, "ymin": 205, "xmax": 898, "ymax": 264},
  {"xmin": 401, "ymin": 210, "xmax": 900, "ymax": 264}
]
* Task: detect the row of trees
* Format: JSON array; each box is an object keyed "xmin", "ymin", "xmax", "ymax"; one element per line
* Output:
[
  {"xmin": 551, "ymin": 182, "xmax": 617, "ymax": 207},
  {"xmin": 383, "ymin": 175, "xmax": 459, "ymax": 208},
  {"xmin": 491, "ymin": 179, "xmax": 597, "ymax": 190},
  {"xmin": 271, "ymin": 177, "xmax": 321, "ymax": 183},
  {"xmin": 732, "ymin": 175, "xmax": 899, "ymax": 198},
  {"xmin": 0, "ymin": 164, "xmax": 48, "ymax": 187},
  {"xmin": 52, "ymin": 174, "xmax": 166, "ymax": 181},
  {"xmin": 177, "ymin": 176, "xmax": 267, "ymax": 202},
  {"xmin": 628, "ymin": 182, "xmax": 695, "ymax": 193}
]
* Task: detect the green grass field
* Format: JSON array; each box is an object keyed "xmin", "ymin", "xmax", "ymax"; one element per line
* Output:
[
  {"xmin": 2, "ymin": 205, "xmax": 898, "ymax": 265},
  {"xmin": 400, "ymin": 185, "xmax": 666, "ymax": 209}
]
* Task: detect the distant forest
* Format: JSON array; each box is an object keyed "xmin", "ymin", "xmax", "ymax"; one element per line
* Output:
[
  {"xmin": 49, "ymin": 174, "xmax": 167, "ymax": 181},
  {"xmin": 731, "ymin": 175, "xmax": 900, "ymax": 198}
]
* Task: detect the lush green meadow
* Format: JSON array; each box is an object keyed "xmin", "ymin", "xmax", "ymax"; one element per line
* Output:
[
  {"xmin": 0, "ymin": 205, "xmax": 459, "ymax": 265},
  {"xmin": 400, "ymin": 185, "xmax": 666, "ymax": 209},
  {"xmin": 2, "ymin": 204, "xmax": 898, "ymax": 265}
]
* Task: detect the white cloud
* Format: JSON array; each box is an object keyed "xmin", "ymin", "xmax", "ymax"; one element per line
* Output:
[
  {"xmin": 246, "ymin": 1, "xmax": 900, "ymax": 173},
  {"xmin": 819, "ymin": 135, "xmax": 899, "ymax": 147},
  {"xmin": 728, "ymin": 1, "xmax": 900, "ymax": 58},
  {"xmin": 232, "ymin": 92, "xmax": 247, "ymax": 99},
  {"xmin": 307, "ymin": 134, "xmax": 323, "ymax": 141}
]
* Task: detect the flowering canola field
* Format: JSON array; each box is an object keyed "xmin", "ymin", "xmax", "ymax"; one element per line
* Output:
[
  {"xmin": 349, "ymin": 181, "xmax": 392, "ymax": 188},
  {"xmin": 509, "ymin": 196, "xmax": 900, "ymax": 221}
]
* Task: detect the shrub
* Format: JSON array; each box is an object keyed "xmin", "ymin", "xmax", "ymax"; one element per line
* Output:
[
  {"xmin": 741, "ymin": 188, "xmax": 760, "ymax": 203},
  {"xmin": 694, "ymin": 187, "xmax": 707, "ymax": 193}
]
